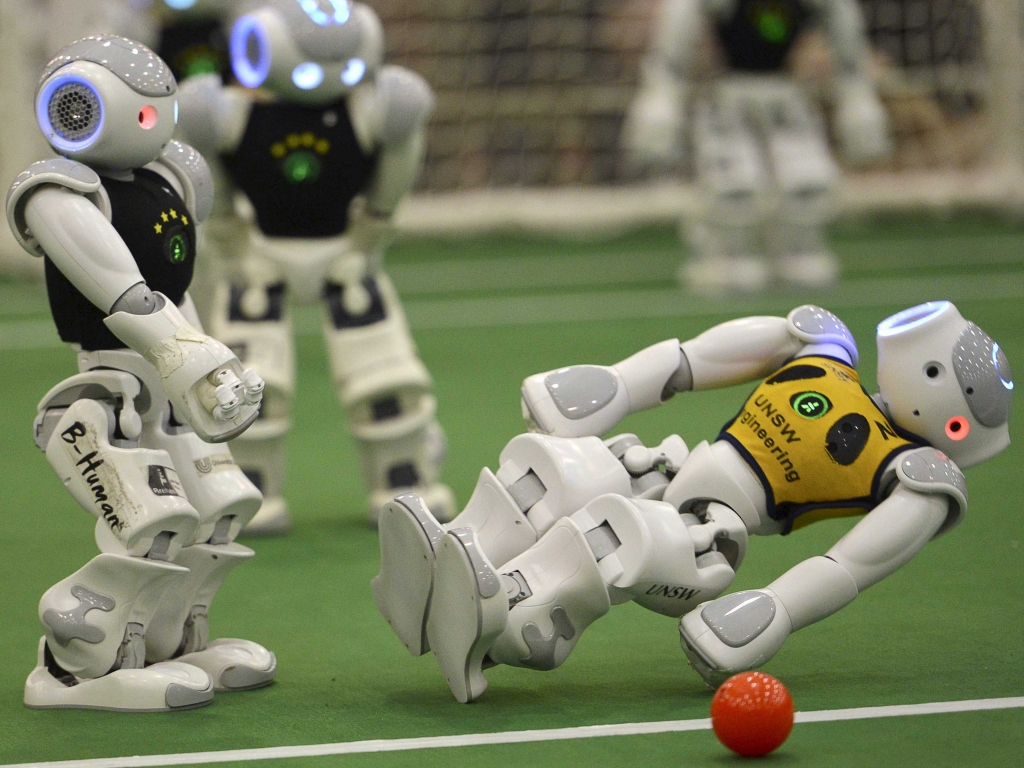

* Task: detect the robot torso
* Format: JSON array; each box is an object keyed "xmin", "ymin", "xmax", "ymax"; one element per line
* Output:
[
  {"xmin": 719, "ymin": 355, "xmax": 921, "ymax": 533},
  {"xmin": 158, "ymin": 18, "xmax": 231, "ymax": 83},
  {"xmin": 45, "ymin": 169, "xmax": 197, "ymax": 351},
  {"xmin": 222, "ymin": 98, "xmax": 379, "ymax": 239},
  {"xmin": 713, "ymin": 0, "xmax": 815, "ymax": 73}
]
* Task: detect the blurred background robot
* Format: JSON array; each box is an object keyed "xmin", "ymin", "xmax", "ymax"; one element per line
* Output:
[
  {"xmin": 7, "ymin": 36, "xmax": 275, "ymax": 710},
  {"xmin": 373, "ymin": 302, "xmax": 1011, "ymax": 702},
  {"xmin": 176, "ymin": 0, "xmax": 454, "ymax": 534},
  {"xmin": 623, "ymin": 0, "xmax": 891, "ymax": 293}
]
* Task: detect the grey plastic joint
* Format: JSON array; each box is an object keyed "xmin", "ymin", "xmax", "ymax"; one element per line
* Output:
[
  {"xmin": 666, "ymin": 347, "xmax": 694, "ymax": 394},
  {"xmin": 545, "ymin": 366, "xmax": 618, "ymax": 420},
  {"xmin": 110, "ymin": 283, "xmax": 161, "ymax": 315},
  {"xmin": 896, "ymin": 447, "xmax": 968, "ymax": 520},
  {"xmin": 701, "ymin": 591, "xmax": 777, "ymax": 648},
  {"xmin": 953, "ymin": 323, "xmax": 1013, "ymax": 428},
  {"xmin": 160, "ymin": 141, "xmax": 215, "ymax": 222},
  {"xmin": 788, "ymin": 305, "xmax": 859, "ymax": 366},
  {"xmin": 378, "ymin": 65, "xmax": 436, "ymax": 145}
]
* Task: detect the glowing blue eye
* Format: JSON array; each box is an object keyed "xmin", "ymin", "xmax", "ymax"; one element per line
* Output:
[
  {"xmin": 231, "ymin": 15, "xmax": 272, "ymax": 89},
  {"xmin": 163, "ymin": 0, "xmax": 198, "ymax": 8},
  {"xmin": 994, "ymin": 343, "xmax": 1014, "ymax": 391},
  {"xmin": 877, "ymin": 301, "xmax": 951, "ymax": 337},
  {"xmin": 293, "ymin": 62, "xmax": 325, "ymax": 90},
  {"xmin": 298, "ymin": 0, "xmax": 350, "ymax": 26},
  {"xmin": 341, "ymin": 58, "xmax": 366, "ymax": 86},
  {"xmin": 174, "ymin": 100, "xmax": 179, "ymax": 125}
]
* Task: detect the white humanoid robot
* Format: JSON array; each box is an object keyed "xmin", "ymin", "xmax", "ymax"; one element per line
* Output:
[
  {"xmin": 7, "ymin": 36, "xmax": 276, "ymax": 711},
  {"xmin": 373, "ymin": 302, "xmax": 1012, "ymax": 702},
  {"xmin": 623, "ymin": 0, "xmax": 890, "ymax": 292},
  {"xmin": 175, "ymin": 0, "xmax": 453, "ymax": 533}
]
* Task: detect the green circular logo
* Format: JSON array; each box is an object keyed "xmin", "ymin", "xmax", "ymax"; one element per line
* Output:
[
  {"xmin": 282, "ymin": 150, "xmax": 321, "ymax": 184},
  {"xmin": 791, "ymin": 391, "xmax": 831, "ymax": 420},
  {"xmin": 165, "ymin": 233, "xmax": 189, "ymax": 264}
]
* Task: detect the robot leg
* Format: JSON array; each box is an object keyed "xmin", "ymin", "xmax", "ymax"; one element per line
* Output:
[
  {"xmin": 323, "ymin": 268, "xmax": 453, "ymax": 525},
  {"xmin": 684, "ymin": 96, "xmax": 769, "ymax": 293},
  {"xmin": 372, "ymin": 433, "xmax": 631, "ymax": 657},
  {"xmin": 27, "ymin": 554, "xmax": 213, "ymax": 711},
  {"xmin": 145, "ymin": 542, "xmax": 276, "ymax": 691},
  {"xmin": 423, "ymin": 494, "xmax": 745, "ymax": 703},
  {"xmin": 763, "ymin": 88, "xmax": 840, "ymax": 287},
  {"xmin": 206, "ymin": 277, "xmax": 295, "ymax": 535}
]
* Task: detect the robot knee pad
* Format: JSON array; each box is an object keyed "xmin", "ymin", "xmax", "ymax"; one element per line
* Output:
[
  {"xmin": 490, "ymin": 433, "xmax": 632, "ymax": 535},
  {"xmin": 487, "ymin": 517, "xmax": 612, "ymax": 671},
  {"xmin": 39, "ymin": 553, "xmax": 188, "ymax": 680},
  {"xmin": 569, "ymin": 494, "xmax": 743, "ymax": 618},
  {"xmin": 145, "ymin": 542, "xmax": 255, "ymax": 663},
  {"xmin": 144, "ymin": 417, "xmax": 262, "ymax": 545},
  {"xmin": 43, "ymin": 398, "xmax": 200, "ymax": 559}
]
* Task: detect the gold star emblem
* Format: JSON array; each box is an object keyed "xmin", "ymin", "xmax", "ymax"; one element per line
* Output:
[
  {"xmin": 181, "ymin": 215, "xmax": 189, "ymax": 226},
  {"xmin": 169, "ymin": 209, "xmax": 178, "ymax": 220},
  {"xmin": 154, "ymin": 223, "xmax": 163, "ymax": 234},
  {"xmin": 161, "ymin": 212, "xmax": 169, "ymax": 222}
]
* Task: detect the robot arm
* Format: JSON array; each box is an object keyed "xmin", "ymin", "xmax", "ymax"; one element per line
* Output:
[
  {"xmin": 622, "ymin": 0, "xmax": 706, "ymax": 167},
  {"xmin": 522, "ymin": 306, "xmax": 856, "ymax": 438},
  {"xmin": 21, "ymin": 184, "xmax": 262, "ymax": 443},
  {"xmin": 819, "ymin": 0, "xmax": 891, "ymax": 164},
  {"xmin": 175, "ymin": 75, "xmax": 252, "ymax": 156},
  {"xmin": 680, "ymin": 449, "xmax": 964, "ymax": 684}
]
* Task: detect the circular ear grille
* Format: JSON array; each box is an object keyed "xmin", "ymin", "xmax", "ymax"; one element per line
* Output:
[{"xmin": 48, "ymin": 83, "xmax": 101, "ymax": 142}]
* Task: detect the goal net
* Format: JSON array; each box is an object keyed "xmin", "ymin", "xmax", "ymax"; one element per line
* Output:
[{"xmin": 373, "ymin": 0, "xmax": 1024, "ymax": 235}]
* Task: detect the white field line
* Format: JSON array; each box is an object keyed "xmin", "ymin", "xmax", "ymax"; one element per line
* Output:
[
  {"xmin": 4, "ymin": 271, "xmax": 1024, "ymax": 351},
  {"xmin": 3, "ymin": 696, "xmax": 1023, "ymax": 768}
]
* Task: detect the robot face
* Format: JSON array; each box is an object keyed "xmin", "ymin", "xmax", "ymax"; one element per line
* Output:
[
  {"xmin": 876, "ymin": 301, "xmax": 1013, "ymax": 468},
  {"xmin": 229, "ymin": 1, "xmax": 383, "ymax": 105},
  {"xmin": 36, "ymin": 37, "xmax": 177, "ymax": 170}
]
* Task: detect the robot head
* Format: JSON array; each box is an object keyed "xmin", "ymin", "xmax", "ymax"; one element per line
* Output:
[
  {"xmin": 36, "ymin": 37, "xmax": 177, "ymax": 171},
  {"xmin": 228, "ymin": 0, "xmax": 383, "ymax": 105},
  {"xmin": 876, "ymin": 301, "xmax": 1013, "ymax": 468}
]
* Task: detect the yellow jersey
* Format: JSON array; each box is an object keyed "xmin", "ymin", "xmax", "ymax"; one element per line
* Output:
[{"xmin": 719, "ymin": 356, "xmax": 921, "ymax": 533}]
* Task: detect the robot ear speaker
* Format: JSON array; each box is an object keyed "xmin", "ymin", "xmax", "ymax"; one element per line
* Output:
[{"xmin": 48, "ymin": 82, "xmax": 102, "ymax": 143}]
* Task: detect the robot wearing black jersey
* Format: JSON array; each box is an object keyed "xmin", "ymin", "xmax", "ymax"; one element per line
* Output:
[
  {"xmin": 624, "ymin": 0, "xmax": 890, "ymax": 292},
  {"xmin": 176, "ymin": 0, "xmax": 452, "ymax": 533},
  {"xmin": 7, "ymin": 36, "xmax": 275, "ymax": 711},
  {"xmin": 373, "ymin": 303, "xmax": 1012, "ymax": 702}
]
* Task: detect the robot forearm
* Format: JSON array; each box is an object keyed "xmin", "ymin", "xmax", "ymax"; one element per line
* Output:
[
  {"xmin": 363, "ymin": 130, "xmax": 426, "ymax": 218},
  {"xmin": 822, "ymin": 0, "xmax": 874, "ymax": 82}
]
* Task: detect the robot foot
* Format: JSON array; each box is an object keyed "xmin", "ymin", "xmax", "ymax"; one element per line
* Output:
[
  {"xmin": 369, "ymin": 482, "xmax": 456, "ymax": 528},
  {"xmin": 679, "ymin": 255, "xmax": 770, "ymax": 295},
  {"xmin": 25, "ymin": 638, "xmax": 213, "ymax": 711},
  {"xmin": 426, "ymin": 529, "xmax": 508, "ymax": 703},
  {"xmin": 774, "ymin": 252, "xmax": 839, "ymax": 288},
  {"xmin": 176, "ymin": 638, "xmax": 276, "ymax": 692},
  {"xmin": 371, "ymin": 494, "xmax": 445, "ymax": 656},
  {"xmin": 241, "ymin": 497, "xmax": 291, "ymax": 537}
]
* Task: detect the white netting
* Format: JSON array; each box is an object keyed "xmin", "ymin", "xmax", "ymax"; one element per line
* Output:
[{"xmin": 371, "ymin": 0, "xmax": 1024, "ymax": 234}]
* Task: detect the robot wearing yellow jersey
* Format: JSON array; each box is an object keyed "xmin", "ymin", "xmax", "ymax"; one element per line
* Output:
[{"xmin": 372, "ymin": 303, "xmax": 1012, "ymax": 702}]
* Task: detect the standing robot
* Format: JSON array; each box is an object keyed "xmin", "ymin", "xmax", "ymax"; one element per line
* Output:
[
  {"xmin": 373, "ymin": 303, "xmax": 1011, "ymax": 701},
  {"xmin": 177, "ymin": 0, "xmax": 453, "ymax": 533},
  {"xmin": 624, "ymin": 0, "xmax": 890, "ymax": 292},
  {"xmin": 8, "ymin": 36, "xmax": 275, "ymax": 710}
]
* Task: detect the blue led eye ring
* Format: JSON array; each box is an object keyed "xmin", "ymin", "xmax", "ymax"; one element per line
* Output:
[
  {"xmin": 231, "ymin": 15, "xmax": 272, "ymax": 89},
  {"xmin": 877, "ymin": 301, "xmax": 950, "ymax": 337},
  {"xmin": 38, "ymin": 75, "xmax": 105, "ymax": 153},
  {"xmin": 299, "ymin": 0, "xmax": 350, "ymax": 26},
  {"xmin": 341, "ymin": 58, "xmax": 366, "ymax": 86},
  {"xmin": 292, "ymin": 62, "xmax": 325, "ymax": 90}
]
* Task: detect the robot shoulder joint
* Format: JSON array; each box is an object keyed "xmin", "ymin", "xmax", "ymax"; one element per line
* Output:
[
  {"xmin": 376, "ymin": 65, "xmax": 435, "ymax": 146},
  {"xmin": 894, "ymin": 446, "xmax": 968, "ymax": 535},
  {"xmin": 155, "ymin": 141, "xmax": 214, "ymax": 223},
  {"xmin": 6, "ymin": 158, "xmax": 107, "ymax": 257},
  {"xmin": 787, "ymin": 305, "xmax": 858, "ymax": 365}
]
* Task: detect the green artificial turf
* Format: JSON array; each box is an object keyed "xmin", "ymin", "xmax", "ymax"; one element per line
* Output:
[{"xmin": 0, "ymin": 217, "xmax": 1022, "ymax": 766}]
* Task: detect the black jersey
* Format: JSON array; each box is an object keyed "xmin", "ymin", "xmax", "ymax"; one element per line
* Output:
[
  {"xmin": 158, "ymin": 18, "xmax": 230, "ymax": 82},
  {"xmin": 715, "ymin": 0, "xmax": 814, "ymax": 72},
  {"xmin": 45, "ymin": 168, "xmax": 197, "ymax": 351},
  {"xmin": 221, "ymin": 99, "xmax": 379, "ymax": 238}
]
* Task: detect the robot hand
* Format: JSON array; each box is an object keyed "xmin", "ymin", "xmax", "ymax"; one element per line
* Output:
[
  {"xmin": 622, "ymin": 84, "xmax": 685, "ymax": 169},
  {"xmin": 521, "ymin": 365, "xmax": 630, "ymax": 438},
  {"xmin": 679, "ymin": 589, "xmax": 792, "ymax": 687},
  {"xmin": 346, "ymin": 200, "xmax": 397, "ymax": 264},
  {"xmin": 834, "ymin": 80, "xmax": 892, "ymax": 166},
  {"xmin": 105, "ymin": 294, "xmax": 264, "ymax": 442},
  {"xmin": 621, "ymin": 434, "xmax": 690, "ymax": 476}
]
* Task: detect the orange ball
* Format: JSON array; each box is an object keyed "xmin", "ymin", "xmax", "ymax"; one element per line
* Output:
[{"xmin": 710, "ymin": 672, "xmax": 794, "ymax": 757}]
